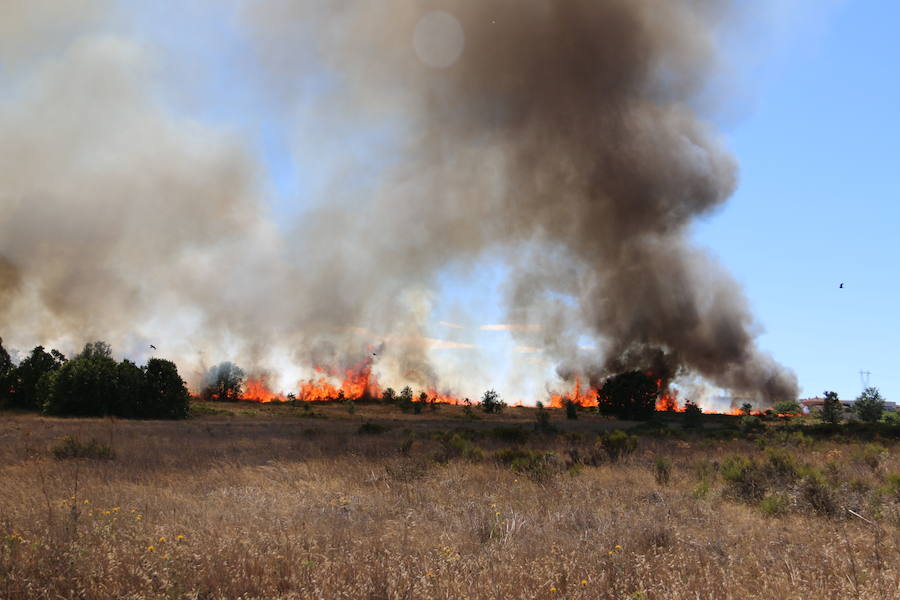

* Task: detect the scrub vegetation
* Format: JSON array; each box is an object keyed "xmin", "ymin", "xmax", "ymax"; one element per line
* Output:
[{"xmin": 1, "ymin": 403, "xmax": 898, "ymax": 600}]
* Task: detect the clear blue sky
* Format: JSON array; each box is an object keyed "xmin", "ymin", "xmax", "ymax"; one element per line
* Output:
[
  {"xmin": 126, "ymin": 0, "xmax": 898, "ymax": 403},
  {"xmin": 693, "ymin": 0, "xmax": 900, "ymax": 402}
]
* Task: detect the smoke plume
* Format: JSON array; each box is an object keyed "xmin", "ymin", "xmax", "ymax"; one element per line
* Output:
[{"xmin": 0, "ymin": 0, "xmax": 798, "ymax": 403}]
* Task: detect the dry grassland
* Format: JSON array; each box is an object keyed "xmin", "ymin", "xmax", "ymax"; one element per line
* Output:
[{"xmin": 1, "ymin": 403, "xmax": 898, "ymax": 599}]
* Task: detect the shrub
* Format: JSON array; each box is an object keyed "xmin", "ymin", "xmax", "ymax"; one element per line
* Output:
[
  {"xmin": 436, "ymin": 434, "xmax": 483, "ymax": 463},
  {"xmin": 398, "ymin": 386, "xmax": 414, "ymax": 413},
  {"xmin": 721, "ymin": 456, "xmax": 766, "ymax": 502},
  {"xmin": 654, "ymin": 457, "xmax": 671, "ymax": 486},
  {"xmin": 51, "ymin": 436, "xmax": 115, "ymax": 460},
  {"xmin": 600, "ymin": 430, "xmax": 638, "ymax": 462},
  {"xmin": 800, "ymin": 472, "xmax": 838, "ymax": 516},
  {"xmin": 739, "ymin": 415, "xmax": 764, "ymax": 434},
  {"xmin": 357, "ymin": 422, "xmax": 388, "ymax": 435},
  {"xmin": 598, "ymin": 371, "xmax": 657, "ymax": 421},
  {"xmin": 760, "ymin": 493, "xmax": 791, "ymax": 517},
  {"xmin": 683, "ymin": 402, "xmax": 702, "ymax": 429},
  {"xmin": 564, "ymin": 399, "xmax": 578, "ymax": 420},
  {"xmin": 480, "ymin": 389, "xmax": 506, "ymax": 414},
  {"xmin": 534, "ymin": 401, "xmax": 555, "ymax": 434},
  {"xmin": 495, "ymin": 447, "xmax": 562, "ymax": 481},
  {"xmin": 774, "ymin": 400, "xmax": 802, "ymax": 415}
]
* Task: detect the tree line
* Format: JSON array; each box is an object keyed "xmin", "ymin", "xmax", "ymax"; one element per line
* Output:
[{"xmin": 0, "ymin": 338, "xmax": 189, "ymax": 419}]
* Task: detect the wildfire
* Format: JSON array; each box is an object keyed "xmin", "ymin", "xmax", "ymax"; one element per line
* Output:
[
  {"xmin": 549, "ymin": 377, "xmax": 599, "ymax": 408},
  {"xmin": 655, "ymin": 379, "xmax": 684, "ymax": 412},
  {"xmin": 242, "ymin": 379, "xmax": 287, "ymax": 403}
]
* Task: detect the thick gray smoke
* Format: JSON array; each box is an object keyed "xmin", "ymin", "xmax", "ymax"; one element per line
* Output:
[
  {"xmin": 0, "ymin": 0, "xmax": 798, "ymax": 402},
  {"xmin": 244, "ymin": 0, "xmax": 798, "ymax": 402}
]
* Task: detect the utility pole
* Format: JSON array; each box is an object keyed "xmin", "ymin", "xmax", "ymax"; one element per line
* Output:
[{"xmin": 859, "ymin": 370, "xmax": 871, "ymax": 391}]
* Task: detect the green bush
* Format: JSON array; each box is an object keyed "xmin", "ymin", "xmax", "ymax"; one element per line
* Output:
[
  {"xmin": 533, "ymin": 402, "xmax": 555, "ymax": 434},
  {"xmin": 739, "ymin": 415, "xmax": 765, "ymax": 434},
  {"xmin": 436, "ymin": 434, "xmax": 483, "ymax": 462},
  {"xmin": 800, "ymin": 472, "xmax": 838, "ymax": 516},
  {"xmin": 51, "ymin": 436, "xmax": 115, "ymax": 461},
  {"xmin": 721, "ymin": 456, "xmax": 766, "ymax": 502},
  {"xmin": 600, "ymin": 430, "xmax": 638, "ymax": 462},
  {"xmin": 760, "ymin": 493, "xmax": 791, "ymax": 517},
  {"xmin": 495, "ymin": 447, "xmax": 562, "ymax": 481},
  {"xmin": 564, "ymin": 399, "xmax": 578, "ymax": 420}
]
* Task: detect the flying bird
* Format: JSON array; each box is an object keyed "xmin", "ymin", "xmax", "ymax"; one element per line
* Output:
[
  {"xmin": 839, "ymin": 283, "xmax": 843, "ymax": 289},
  {"xmin": 149, "ymin": 344, "xmax": 157, "ymax": 350}
]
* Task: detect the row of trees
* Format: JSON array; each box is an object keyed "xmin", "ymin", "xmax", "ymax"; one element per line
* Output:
[
  {"xmin": 818, "ymin": 387, "xmax": 888, "ymax": 424},
  {"xmin": 0, "ymin": 339, "xmax": 190, "ymax": 419}
]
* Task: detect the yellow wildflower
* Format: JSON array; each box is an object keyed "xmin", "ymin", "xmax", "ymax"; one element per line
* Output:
[
  {"xmin": 159, "ymin": 537, "xmax": 166, "ymax": 543},
  {"xmin": 615, "ymin": 545, "xmax": 622, "ymax": 550},
  {"xmin": 147, "ymin": 545, "xmax": 155, "ymax": 552},
  {"xmin": 176, "ymin": 535, "xmax": 185, "ymax": 541},
  {"xmin": 581, "ymin": 580, "xmax": 588, "ymax": 586},
  {"xmin": 549, "ymin": 587, "xmax": 557, "ymax": 593}
]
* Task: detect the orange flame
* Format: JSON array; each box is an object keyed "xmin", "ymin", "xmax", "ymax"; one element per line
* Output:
[
  {"xmin": 242, "ymin": 378, "xmax": 287, "ymax": 403},
  {"xmin": 549, "ymin": 377, "xmax": 599, "ymax": 408}
]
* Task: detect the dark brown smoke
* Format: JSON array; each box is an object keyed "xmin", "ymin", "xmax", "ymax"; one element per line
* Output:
[{"xmin": 245, "ymin": 0, "xmax": 797, "ymax": 402}]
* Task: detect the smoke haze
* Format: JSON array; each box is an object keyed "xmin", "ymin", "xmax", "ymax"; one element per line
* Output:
[{"xmin": 0, "ymin": 1, "xmax": 798, "ymax": 403}]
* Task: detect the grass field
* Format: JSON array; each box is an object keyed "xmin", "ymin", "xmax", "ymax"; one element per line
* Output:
[{"xmin": 1, "ymin": 402, "xmax": 898, "ymax": 599}]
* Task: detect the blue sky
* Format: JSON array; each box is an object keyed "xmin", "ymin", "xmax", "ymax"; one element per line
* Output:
[{"xmin": 693, "ymin": 0, "xmax": 900, "ymax": 402}]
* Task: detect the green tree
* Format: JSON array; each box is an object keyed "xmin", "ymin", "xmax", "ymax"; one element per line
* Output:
[
  {"xmin": 42, "ymin": 346, "xmax": 118, "ymax": 416},
  {"xmin": 564, "ymin": 399, "xmax": 578, "ymax": 420},
  {"xmin": 598, "ymin": 371, "xmax": 657, "ymax": 421},
  {"xmin": 740, "ymin": 402, "xmax": 753, "ymax": 416},
  {"xmin": 854, "ymin": 387, "xmax": 885, "ymax": 423},
  {"xmin": 201, "ymin": 362, "xmax": 244, "ymax": 401},
  {"xmin": 480, "ymin": 389, "xmax": 505, "ymax": 414},
  {"xmin": 115, "ymin": 359, "xmax": 148, "ymax": 418},
  {"xmin": 10, "ymin": 346, "xmax": 66, "ymax": 410},
  {"xmin": 144, "ymin": 358, "xmax": 190, "ymax": 419},
  {"xmin": 820, "ymin": 390, "xmax": 843, "ymax": 425}
]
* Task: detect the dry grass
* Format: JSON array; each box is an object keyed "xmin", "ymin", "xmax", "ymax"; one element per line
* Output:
[{"xmin": 0, "ymin": 405, "xmax": 898, "ymax": 599}]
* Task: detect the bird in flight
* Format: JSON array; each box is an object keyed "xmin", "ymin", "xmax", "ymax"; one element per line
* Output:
[
  {"xmin": 839, "ymin": 283, "xmax": 843, "ymax": 289},
  {"xmin": 150, "ymin": 344, "xmax": 157, "ymax": 350}
]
